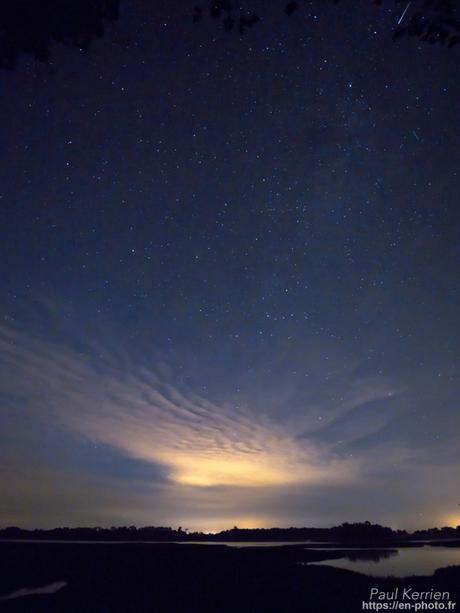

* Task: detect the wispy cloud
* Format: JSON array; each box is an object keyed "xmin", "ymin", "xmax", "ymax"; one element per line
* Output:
[{"xmin": 0, "ymin": 322, "xmax": 373, "ymax": 490}]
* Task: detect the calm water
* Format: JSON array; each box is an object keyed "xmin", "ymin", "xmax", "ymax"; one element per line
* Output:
[
  {"xmin": 311, "ymin": 545, "xmax": 460, "ymax": 577},
  {"xmin": 2, "ymin": 540, "xmax": 459, "ymax": 577}
]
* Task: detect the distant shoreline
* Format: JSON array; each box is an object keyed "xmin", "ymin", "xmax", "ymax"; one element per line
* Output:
[
  {"xmin": 1, "ymin": 521, "xmax": 459, "ymax": 545},
  {"xmin": 0, "ymin": 537, "xmax": 460, "ymax": 550}
]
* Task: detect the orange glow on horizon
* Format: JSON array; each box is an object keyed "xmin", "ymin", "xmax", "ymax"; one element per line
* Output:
[
  {"xmin": 441, "ymin": 513, "xmax": 460, "ymax": 528},
  {"xmin": 176, "ymin": 516, "xmax": 277, "ymax": 534}
]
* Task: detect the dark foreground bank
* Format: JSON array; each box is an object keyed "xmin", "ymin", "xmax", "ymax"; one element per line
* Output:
[{"xmin": 0, "ymin": 542, "xmax": 459, "ymax": 613}]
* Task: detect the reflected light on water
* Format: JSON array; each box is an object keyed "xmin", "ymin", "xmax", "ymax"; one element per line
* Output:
[{"xmin": 312, "ymin": 546, "xmax": 460, "ymax": 577}]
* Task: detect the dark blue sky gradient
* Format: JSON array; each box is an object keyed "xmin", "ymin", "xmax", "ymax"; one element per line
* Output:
[{"xmin": 1, "ymin": 0, "xmax": 459, "ymax": 531}]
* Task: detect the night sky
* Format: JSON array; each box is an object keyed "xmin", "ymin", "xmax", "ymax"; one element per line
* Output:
[{"xmin": 1, "ymin": 0, "xmax": 459, "ymax": 532}]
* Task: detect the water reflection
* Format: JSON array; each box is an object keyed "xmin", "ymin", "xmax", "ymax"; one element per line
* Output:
[
  {"xmin": 344, "ymin": 549, "xmax": 397, "ymax": 563},
  {"xmin": 311, "ymin": 545, "xmax": 460, "ymax": 577}
]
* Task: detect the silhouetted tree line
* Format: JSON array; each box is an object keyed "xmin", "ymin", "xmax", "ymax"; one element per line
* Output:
[
  {"xmin": 1, "ymin": 521, "xmax": 459, "ymax": 542},
  {"xmin": 0, "ymin": 0, "xmax": 118, "ymax": 69},
  {"xmin": 411, "ymin": 525, "xmax": 460, "ymax": 539},
  {"xmin": 214, "ymin": 521, "xmax": 411, "ymax": 542},
  {"xmin": 195, "ymin": 0, "xmax": 460, "ymax": 47},
  {"xmin": 1, "ymin": 0, "xmax": 458, "ymax": 70}
]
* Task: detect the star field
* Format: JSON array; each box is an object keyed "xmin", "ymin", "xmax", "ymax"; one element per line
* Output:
[{"xmin": 0, "ymin": 0, "xmax": 459, "ymax": 530}]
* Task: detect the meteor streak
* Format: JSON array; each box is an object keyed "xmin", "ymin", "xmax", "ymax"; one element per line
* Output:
[{"xmin": 397, "ymin": 2, "xmax": 412, "ymax": 26}]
